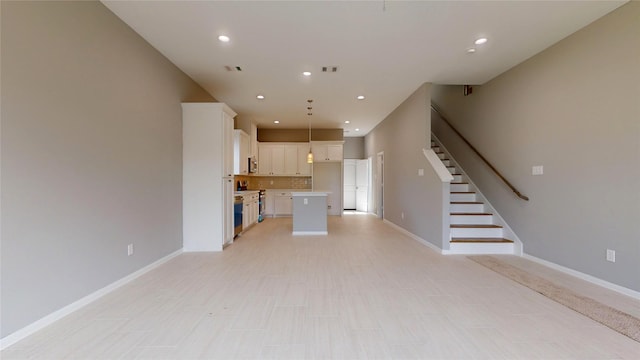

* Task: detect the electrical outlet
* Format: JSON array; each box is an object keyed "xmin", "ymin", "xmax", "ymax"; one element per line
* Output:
[
  {"xmin": 401, "ymin": 212, "xmax": 405, "ymax": 219},
  {"xmin": 127, "ymin": 244, "xmax": 134, "ymax": 256},
  {"xmin": 418, "ymin": 169, "xmax": 424, "ymax": 176},
  {"xmin": 304, "ymin": 198, "xmax": 308, "ymax": 205},
  {"xmin": 532, "ymin": 165, "xmax": 544, "ymax": 175},
  {"xmin": 270, "ymin": 180, "xmax": 274, "ymax": 185},
  {"xmin": 606, "ymin": 249, "xmax": 615, "ymax": 262}
]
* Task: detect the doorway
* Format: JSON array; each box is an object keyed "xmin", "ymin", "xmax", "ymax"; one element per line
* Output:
[{"xmin": 343, "ymin": 159, "xmax": 370, "ymax": 212}]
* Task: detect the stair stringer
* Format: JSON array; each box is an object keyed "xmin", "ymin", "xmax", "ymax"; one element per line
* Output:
[{"xmin": 431, "ymin": 134, "xmax": 523, "ymax": 255}]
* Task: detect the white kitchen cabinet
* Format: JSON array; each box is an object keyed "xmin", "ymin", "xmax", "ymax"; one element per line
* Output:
[
  {"xmin": 234, "ymin": 129, "xmax": 250, "ymax": 175},
  {"xmin": 182, "ymin": 102, "xmax": 237, "ymax": 252},
  {"xmin": 284, "ymin": 145, "xmax": 298, "ymax": 175},
  {"xmin": 312, "ymin": 142, "xmax": 343, "ymax": 162},
  {"xmin": 250, "ymin": 123, "xmax": 258, "ymax": 158},
  {"xmin": 259, "ymin": 142, "xmax": 311, "ymax": 176},
  {"xmin": 274, "ymin": 192, "xmax": 293, "ymax": 216},
  {"xmin": 265, "ymin": 193, "xmax": 275, "ymax": 216},
  {"xmin": 258, "ymin": 143, "xmax": 285, "ymax": 175},
  {"xmin": 251, "ymin": 195, "xmax": 259, "ymax": 223},
  {"xmin": 297, "ymin": 143, "xmax": 312, "ymax": 175}
]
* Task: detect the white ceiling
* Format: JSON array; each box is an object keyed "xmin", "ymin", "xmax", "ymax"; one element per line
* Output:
[{"xmin": 102, "ymin": 1, "xmax": 625, "ymax": 136}]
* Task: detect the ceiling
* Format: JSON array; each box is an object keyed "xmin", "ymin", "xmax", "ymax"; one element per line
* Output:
[{"xmin": 102, "ymin": 1, "xmax": 625, "ymax": 136}]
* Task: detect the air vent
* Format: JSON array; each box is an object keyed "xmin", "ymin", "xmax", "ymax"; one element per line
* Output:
[
  {"xmin": 322, "ymin": 66, "xmax": 338, "ymax": 73},
  {"xmin": 224, "ymin": 66, "xmax": 243, "ymax": 72}
]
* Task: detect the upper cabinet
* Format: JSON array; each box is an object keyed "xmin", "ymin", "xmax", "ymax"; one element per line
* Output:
[
  {"xmin": 311, "ymin": 141, "xmax": 344, "ymax": 162},
  {"xmin": 234, "ymin": 129, "xmax": 250, "ymax": 175},
  {"xmin": 258, "ymin": 143, "xmax": 285, "ymax": 175},
  {"xmin": 258, "ymin": 142, "xmax": 311, "ymax": 176},
  {"xmin": 285, "ymin": 144, "xmax": 312, "ymax": 176}
]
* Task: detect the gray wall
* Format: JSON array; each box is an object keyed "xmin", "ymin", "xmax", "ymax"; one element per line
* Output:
[
  {"xmin": 1, "ymin": 1, "xmax": 214, "ymax": 337},
  {"xmin": 432, "ymin": 2, "xmax": 639, "ymax": 292},
  {"xmin": 365, "ymin": 83, "xmax": 446, "ymax": 246},
  {"xmin": 344, "ymin": 137, "xmax": 365, "ymax": 159}
]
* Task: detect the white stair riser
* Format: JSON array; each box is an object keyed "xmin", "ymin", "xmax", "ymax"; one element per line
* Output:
[
  {"xmin": 448, "ymin": 242, "xmax": 514, "ymax": 255},
  {"xmin": 447, "ymin": 167, "xmax": 458, "ymax": 174},
  {"xmin": 450, "ymin": 215, "xmax": 494, "ymax": 225},
  {"xmin": 451, "ymin": 174, "xmax": 463, "ymax": 182},
  {"xmin": 432, "ymin": 146, "xmax": 440, "ymax": 152},
  {"xmin": 450, "ymin": 183, "xmax": 469, "ymax": 192},
  {"xmin": 450, "ymin": 203, "xmax": 484, "ymax": 212},
  {"xmin": 450, "ymin": 193, "xmax": 476, "ymax": 202},
  {"xmin": 437, "ymin": 153, "xmax": 446, "ymax": 160},
  {"xmin": 441, "ymin": 159, "xmax": 451, "ymax": 166},
  {"xmin": 451, "ymin": 227, "xmax": 503, "ymax": 238}
]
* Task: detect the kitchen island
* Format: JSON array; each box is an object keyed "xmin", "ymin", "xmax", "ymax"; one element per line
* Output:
[{"xmin": 291, "ymin": 192, "xmax": 329, "ymax": 235}]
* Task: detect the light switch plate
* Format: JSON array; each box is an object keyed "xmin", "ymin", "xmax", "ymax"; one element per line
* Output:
[
  {"xmin": 606, "ymin": 249, "xmax": 616, "ymax": 262},
  {"xmin": 532, "ymin": 165, "xmax": 544, "ymax": 175},
  {"xmin": 418, "ymin": 169, "xmax": 424, "ymax": 176}
]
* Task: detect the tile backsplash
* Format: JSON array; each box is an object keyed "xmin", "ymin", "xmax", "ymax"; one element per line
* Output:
[{"xmin": 234, "ymin": 175, "xmax": 312, "ymax": 190}]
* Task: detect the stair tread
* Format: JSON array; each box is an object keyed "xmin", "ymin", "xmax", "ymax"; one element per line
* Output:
[
  {"xmin": 451, "ymin": 182, "xmax": 469, "ymax": 184},
  {"xmin": 451, "ymin": 212, "xmax": 493, "ymax": 216},
  {"xmin": 451, "ymin": 191, "xmax": 475, "ymax": 194},
  {"xmin": 451, "ymin": 238, "xmax": 514, "ymax": 243},
  {"xmin": 451, "ymin": 224, "xmax": 503, "ymax": 228},
  {"xmin": 451, "ymin": 201, "xmax": 483, "ymax": 204}
]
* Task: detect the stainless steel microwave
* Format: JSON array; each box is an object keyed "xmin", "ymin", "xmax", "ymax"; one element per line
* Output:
[{"xmin": 248, "ymin": 157, "xmax": 258, "ymax": 173}]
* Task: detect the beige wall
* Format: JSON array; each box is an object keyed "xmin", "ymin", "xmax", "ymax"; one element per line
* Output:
[
  {"xmin": 258, "ymin": 128, "xmax": 343, "ymax": 142},
  {"xmin": 432, "ymin": 2, "xmax": 640, "ymax": 292},
  {"xmin": 344, "ymin": 137, "xmax": 365, "ymax": 159},
  {"xmin": 365, "ymin": 83, "xmax": 446, "ymax": 245},
  {"xmin": 1, "ymin": 1, "xmax": 214, "ymax": 338}
]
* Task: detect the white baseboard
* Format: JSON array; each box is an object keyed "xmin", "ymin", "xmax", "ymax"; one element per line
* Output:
[
  {"xmin": 292, "ymin": 231, "xmax": 328, "ymax": 236},
  {"xmin": 523, "ymin": 253, "xmax": 640, "ymax": 301},
  {"xmin": 0, "ymin": 249, "xmax": 183, "ymax": 351},
  {"xmin": 382, "ymin": 219, "xmax": 445, "ymax": 254}
]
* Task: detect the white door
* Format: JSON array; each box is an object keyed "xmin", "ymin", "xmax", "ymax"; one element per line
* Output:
[
  {"xmin": 343, "ymin": 160, "xmax": 356, "ymax": 209},
  {"xmin": 376, "ymin": 152, "xmax": 384, "ymax": 219},
  {"xmin": 356, "ymin": 159, "xmax": 369, "ymax": 212}
]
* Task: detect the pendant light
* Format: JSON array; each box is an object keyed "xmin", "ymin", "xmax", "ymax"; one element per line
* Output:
[{"xmin": 307, "ymin": 100, "xmax": 314, "ymax": 164}]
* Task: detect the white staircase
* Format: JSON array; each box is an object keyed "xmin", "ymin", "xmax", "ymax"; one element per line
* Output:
[{"xmin": 432, "ymin": 139, "xmax": 516, "ymax": 254}]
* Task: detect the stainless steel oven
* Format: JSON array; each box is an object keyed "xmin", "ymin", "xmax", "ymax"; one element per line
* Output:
[{"xmin": 234, "ymin": 196, "xmax": 243, "ymax": 237}]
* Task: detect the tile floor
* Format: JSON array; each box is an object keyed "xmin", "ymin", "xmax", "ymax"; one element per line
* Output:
[{"xmin": 2, "ymin": 214, "xmax": 639, "ymax": 359}]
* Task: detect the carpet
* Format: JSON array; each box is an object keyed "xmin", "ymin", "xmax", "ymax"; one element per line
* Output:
[{"xmin": 468, "ymin": 255, "xmax": 640, "ymax": 343}]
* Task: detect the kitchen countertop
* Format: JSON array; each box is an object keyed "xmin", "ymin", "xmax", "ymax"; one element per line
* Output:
[
  {"xmin": 291, "ymin": 191, "xmax": 330, "ymax": 196},
  {"xmin": 234, "ymin": 190, "xmax": 259, "ymax": 196}
]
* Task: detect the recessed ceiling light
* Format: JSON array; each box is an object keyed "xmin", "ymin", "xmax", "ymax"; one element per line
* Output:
[
  {"xmin": 302, "ymin": 71, "xmax": 311, "ymax": 76},
  {"xmin": 474, "ymin": 38, "xmax": 488, "ymax": 45},
  {"xmin": 218, "ymin": 35, "xmax": 230, "ymax": 42},
  {"xmin": 467, "ymin": 48, "xmax": 476, "ymax": 53},
  {"xmin": 256, "ymin": 95, "xmax": 265, "ymax": 100},
  {"xmin": 355, "ymin": 128, "xmax": 360, "ymax": 132},
  {"xmin": 274, "ymin": 120, "xmax": 280, "ymax": 124},
  {"xmin": 357, "ymin": 95, "xmax": 365, "ymax": 100},
  {"xmin": 345, "ymin": 121, "xmax": 350, "ymax": 124}
]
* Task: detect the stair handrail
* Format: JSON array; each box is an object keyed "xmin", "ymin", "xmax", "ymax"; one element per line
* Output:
[{"xmin": 431, "ymin": 104, "xmax": 529, "ymax": 201}]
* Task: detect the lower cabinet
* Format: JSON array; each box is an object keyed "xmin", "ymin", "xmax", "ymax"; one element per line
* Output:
[
  {"xmin": 242, "ymin": 192, "xmax": 260, "ymax": 230},
  {"xmin": 265, "ymin": 190, "xmax": 293, "ymax": 217},
  {"xmin": 274, "ymin": 193, "xmax": 293, "ymax": 216}
]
